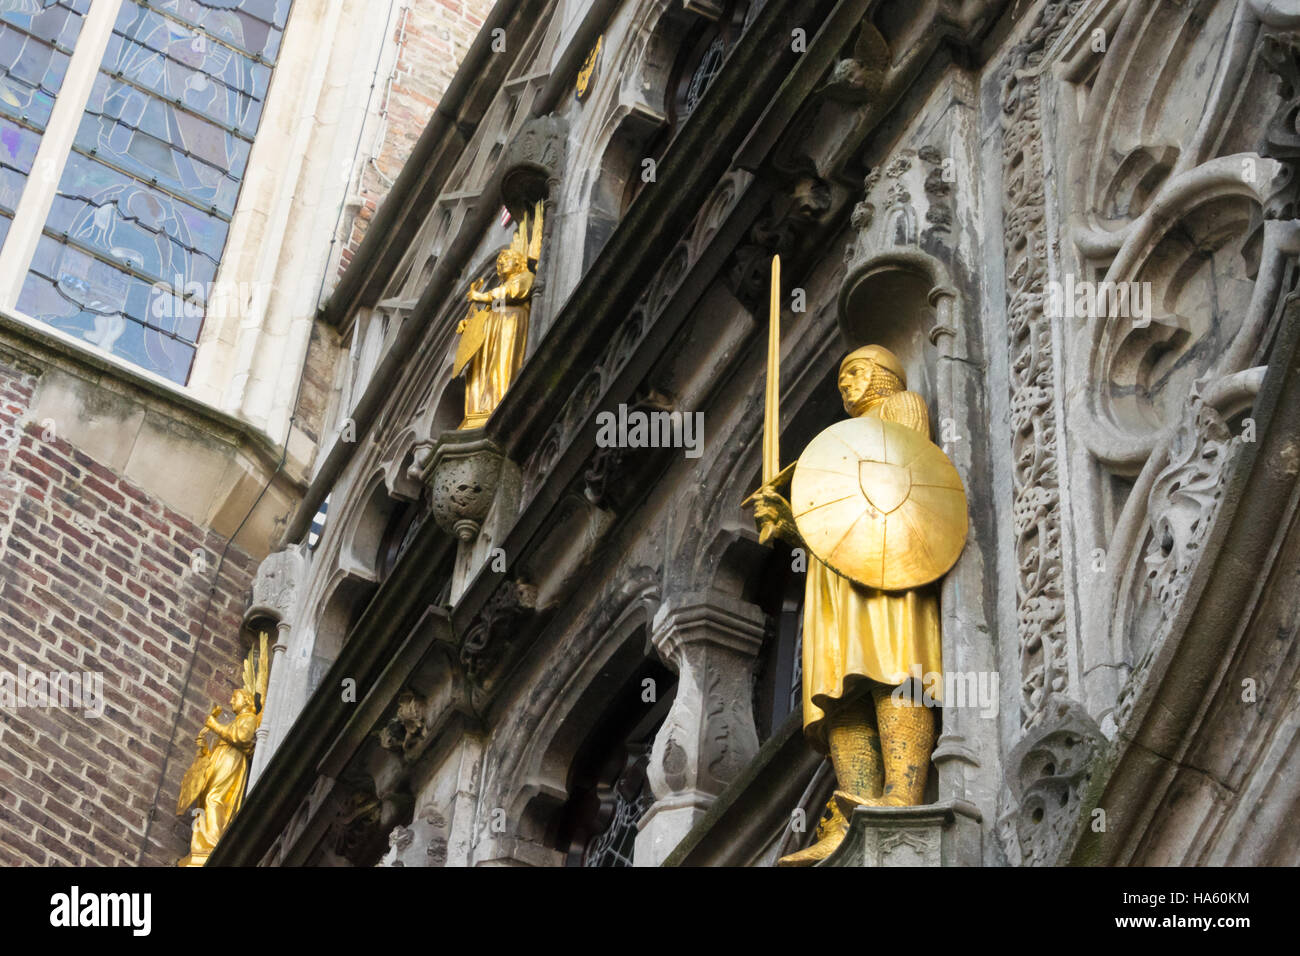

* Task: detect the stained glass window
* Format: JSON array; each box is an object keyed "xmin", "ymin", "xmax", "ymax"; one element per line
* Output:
[
  {"xmin": 0, "ymin": 1, "xmax": 89, "ymax": 224},
  {"xmin": 7, "ymin": 0, "xmax": 293, "ymax": 385}
]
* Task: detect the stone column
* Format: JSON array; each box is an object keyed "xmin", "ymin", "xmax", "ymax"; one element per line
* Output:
[
  {"xmin": 244, "ymin": 545, "xmax": 307, "ymax": 786},
  {"xmin": 927, "ymin": 286, "xmax": 980, "ymax": 807},
  {"xmin": 635, "ymin": 590, "xmax": 765, "ymax": 866}
]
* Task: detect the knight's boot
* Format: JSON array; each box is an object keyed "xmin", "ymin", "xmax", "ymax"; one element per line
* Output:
[
  {"xmin": 778, "ymin": 702, "xmax": 882, "ymax": 866},
  {"xmin": 776, "ymin": 799, "xmax": 847, "ymax": 867},
  {"xmin": 835, "ymin": 684, "xmax": 935, "ymax": 814}
]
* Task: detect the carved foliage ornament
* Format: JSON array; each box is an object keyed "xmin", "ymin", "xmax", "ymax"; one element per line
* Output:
[{"xmin": 998, "ymin": 0, "xmax": 1084, "ymax": 728}]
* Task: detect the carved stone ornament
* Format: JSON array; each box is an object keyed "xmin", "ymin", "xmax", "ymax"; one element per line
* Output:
[
  {"xmin": 997, "ymin": 0, "xmax": 1083, "ymax": 729},
  {"xmin": 583, "ymin": 387, "xmax": 675, "ymax": 509},
  {"xmin": 377, "ymin": 805, "xmax": 449, "ymax": 867},
  {"xmin": 820, "ymin": 802, "xmax": 981, "ymax": 868},
  {"xmin": 843, "ymin": 146, "xmax": 952, "ymax": 273},
  {"xmin": 460, "ymin": 579, "xmax": 539, "ymax": 685},
  {"xmin": 378, "ymin": 690, "xmax": 428, "ymax": 757},
  {"xmin": 500, "ymin": 114, "xmax": 568, "ymax": 220},
  {"xmin": 999, "ymin": 698, "xmax": 1103, "ymax": 867},
  {"xmin": 244, "ymin": 545, "xmax": 306, "ymax": 628},
  {"xmin": 426, "ymin": 434, "xmax": 505, "ymax": 542}
]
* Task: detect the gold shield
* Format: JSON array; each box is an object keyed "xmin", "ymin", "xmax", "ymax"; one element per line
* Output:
[{"xmin": 791, "ymin": 417, "xmax": 968, "ymax": 590}]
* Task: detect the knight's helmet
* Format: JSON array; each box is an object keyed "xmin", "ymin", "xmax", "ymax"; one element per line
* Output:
[{"xmin": 839, "ymin": 345, "xmax": 907, "ymax": 415}]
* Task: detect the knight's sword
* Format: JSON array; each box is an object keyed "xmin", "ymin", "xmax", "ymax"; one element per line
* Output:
[{"xmin": 763, "ymin": 255, "xmax": 780, "ymax": 485}]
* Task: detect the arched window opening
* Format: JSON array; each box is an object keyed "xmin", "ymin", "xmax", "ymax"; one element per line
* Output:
[
  {"xmin": 621, "ymin": 0, "xmax": 752, "ymax": 214},
  {"xmin": 552, "ymin": 652, "xmax": 676, "ymax": 867},
  {"xmin": 377, "ymin": 495, "xmax": 429, "ymax": 580}
]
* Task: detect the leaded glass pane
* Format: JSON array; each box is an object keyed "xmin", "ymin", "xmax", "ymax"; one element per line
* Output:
[
  {"xmin": 18, "ymin": 0, "xmax": 293, "ymax": 385},
  {"xmin": 0, "ymin": 0, "xmax": 91, "ymax": 52},
  {"xmin": 101, "ymin": 28, "xmax": 266, "ymax": 137},
  {"xmin": 76, "ymin": 75, "xmax": 247, "ymax": 214},
  {"xmin": 136, "ymin": 0, "xmax": 289, "ymax": 64},
  {"xmin": 47, "ymin": 151, "xmax": 227, "ymax": 270},
  {"xmin": 19, "ymin": 235, "xmax": 198, "ymax": 383},
  {"xmin": 0, "ymin": 114, "xmax": 38, "ymax": 213},
  {"xmin": 0, "ymin": 22, "xmax": 68, "ymax": 128}
]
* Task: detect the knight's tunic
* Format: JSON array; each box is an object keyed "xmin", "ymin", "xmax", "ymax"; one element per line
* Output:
[{"xmin": 800, "ymin": 390, "xmax": 943, "ymax": 753}]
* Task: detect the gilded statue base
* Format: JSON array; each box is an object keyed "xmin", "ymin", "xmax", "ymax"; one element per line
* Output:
[
  {"xmin": 816, "ymin": 800, "xmax": 982, "ymax": 867},
  {"xmin": 177, "ymin": 851, "xmax": 209, "ymax": 868}
]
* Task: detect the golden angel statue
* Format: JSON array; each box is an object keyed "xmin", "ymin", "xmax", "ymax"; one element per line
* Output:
[
  {"xmin": 176, "ymin": 631, "xmax": 270, "ymax": 867},
  {"xmin": 454, "ymin": 200, "xmax": 543, "ymax": 429},
  {"xmin": 745, "ymin": 260, "xmax": 967, "ymax": 866}
]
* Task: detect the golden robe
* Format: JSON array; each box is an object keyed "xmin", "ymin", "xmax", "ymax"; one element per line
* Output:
[
  {"xmin": 799, "ymin": 393, "xmax": 943, "ymax": 753},
  {"xmin": 462, "ymin": 303, "xmax": 529, "ymax": 428},
  {"xmin": 190, "ymin": 711, "xmax": 257, "ymax": 856}
]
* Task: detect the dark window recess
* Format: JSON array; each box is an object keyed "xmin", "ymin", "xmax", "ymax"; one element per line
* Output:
[
  {"xmin": 378, "ymin": 496, "xmax": 428, "ymax": 579},
  {"xmin": 750, "ymin": 540, "xmax": 804, "ymax": 742},
  {"xmin": 553, "ymin": 654, "xmax": 676, "ymax": 867}
]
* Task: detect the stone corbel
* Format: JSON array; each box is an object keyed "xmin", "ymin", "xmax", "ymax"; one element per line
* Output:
[
  {"xmin": 377, "ymin": 689, "xmax": 428, "ymax": 759},
  {"xmin": 997, "ymin": 698, "xmax": 1103, "ymax": 867},
  {"xmin": 500, "ymin": 114, "xmax": 568, "ymax": 222},
  {"xmin": 635, "ymin": 590, "xmax": 765, "ymax": 866},
  {"xmin": 425, "ymin": 433, "xmax": 506, "ymax": 543}
]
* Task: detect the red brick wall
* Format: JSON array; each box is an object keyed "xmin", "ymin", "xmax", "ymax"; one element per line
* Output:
[
  {"xmin": 0, "ymin": 353, "xmax": 256, "ymax": 866},
  {"xmin": 337, "ymin": 0, "xmax": 497, "ymax": 277}
]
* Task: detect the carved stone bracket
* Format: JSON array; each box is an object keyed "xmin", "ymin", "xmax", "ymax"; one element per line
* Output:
[
  {"xmin": 426, "ymin": 432, "xmax": 506, "ymax": 542},
  {"xmin": 821, "ymin": 800, "xmax": 982, "ymax": 867},
  {"xmin": 635, "ymin": 590, "xmax": 765, "ymax": 865},
  {"xmin": 998, "ymin": 698, "xmax": 1103, "ymax": 867},
  {"xmin": 728, "ymin": 169, "xmax": 832, "ymax": 310},
  {"xmin": 583, "ymin": 387, "xmax": 675, "ymax": 510},
  {"xmin": 501, "ymin": 114, "xmax": 568, "ymax": 219},
  {"xmin": 244, "ymin": 544, "xmax": 307, "ymax": 630}
]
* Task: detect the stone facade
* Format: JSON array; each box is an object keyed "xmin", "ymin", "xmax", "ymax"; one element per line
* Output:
[
  {"xmin": 201, "ymin": 0, "xmax": 1300, "ymax": 869},
  {"xmin": 8, "ymin": 0, "xmax": 1300, "ymax": 871}
]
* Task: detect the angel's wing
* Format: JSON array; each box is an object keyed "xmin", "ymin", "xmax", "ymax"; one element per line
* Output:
[
  {"xmin": 176, "ymin": 748, "xmax": 213, "ymax": 815},
  {"xmin": 255, "ymin": 630, "xmax": 270, "ymax": 716},
  {"xmin": 242, "ymin": 630, "xmax": 271, "ymax": 717},
  {"xmin": 527, "ymin": 199, "xmax": 544, "ymax": 263}
]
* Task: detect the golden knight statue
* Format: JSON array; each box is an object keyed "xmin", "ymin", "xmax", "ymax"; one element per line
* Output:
[
  {"xmin": 454, "ymin": 201, "xmax": 543, "ymax": 429},
  {"xmin": 176, "ymin": 632, "xmax": 270, "ymax": 867},
  {"xmin": 746, "ymin": 260, "xmax": 967, "ymax": 866}
]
